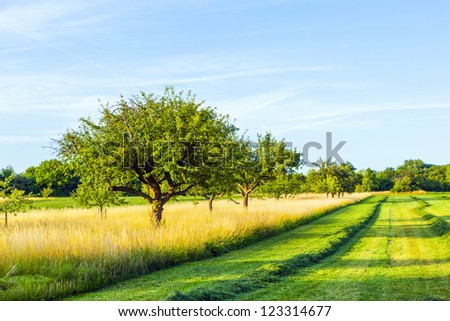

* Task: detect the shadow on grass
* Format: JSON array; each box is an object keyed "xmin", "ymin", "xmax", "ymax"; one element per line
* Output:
[{"xmin": 267, "ymin": 275, "xmax": 450, "ymax": 301}]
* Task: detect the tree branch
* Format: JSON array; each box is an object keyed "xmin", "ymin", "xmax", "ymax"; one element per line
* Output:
[
  {"xmin": 162, "ymin": 184, "xmax": 195, "ymax": 204},
  {"xmin": 111, "ymin": 186, "xmax": 153, "ymax": 202}
]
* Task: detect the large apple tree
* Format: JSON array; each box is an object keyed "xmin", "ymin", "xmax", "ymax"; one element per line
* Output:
[{"xmin": 58, "ymin": 87, "xmax": 238, "ymax": 224}]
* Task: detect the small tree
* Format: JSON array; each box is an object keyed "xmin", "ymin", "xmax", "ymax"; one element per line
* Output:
[
  {"xmin": 0, "ymin": 172, "xmax": 32, "ymax": 227},
  {"xmin": 306, "ymin": 161, "xmax": 357, "ymax": 197},
  {"xmin": 191, "ymin": 140, "xmax": 239, "ymax": 212},
  {"xmin": 40, "ymin": 185, "xmax": 53, "ymax": 199},
  {"xmin": 258, "ymin": 172, "xmax": 305, "ymax": 199},
  {"xmin": 192, "ymin": 171, "xmax": 237, "ymax": 212},
  {"xmin": 235, "ymin": 133, "xmax": 300, "ymax": 208},
  {"xmin": 73, "ymin": 178, "xmax": 125, "ymax": 219}
]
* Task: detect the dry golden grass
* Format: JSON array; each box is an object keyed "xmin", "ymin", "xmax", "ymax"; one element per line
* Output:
[{"xmin": 0, "ymin": 194, "xmax": 368, "ymax": 273}]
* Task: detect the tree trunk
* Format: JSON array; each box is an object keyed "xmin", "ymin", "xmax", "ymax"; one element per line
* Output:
[
  {"xmin": 4, "ymin": 212, "xmax": 7, "ymax": 227},
  {"xmin": 151, "ymin": 200, "xmax": 164, "ymax": 224},
  {"xmin": 243, "ymin": 192, "xmax": 249, "ymax": 209},
  {"xmin": 208, "ymin": 196, "xmax": 214, "ymax": 212},
  {"xmin": 99, "ymin": 205, "xmax": 103, "ymax": 220}
]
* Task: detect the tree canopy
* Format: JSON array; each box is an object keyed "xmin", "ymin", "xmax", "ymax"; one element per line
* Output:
[
  {"xmin": 58, "ymin": 86, "xmax": 238, "ymax": 223},
  {"xmin": 235, "ymin": 133, "xmax": 300, "ymax": 207}
]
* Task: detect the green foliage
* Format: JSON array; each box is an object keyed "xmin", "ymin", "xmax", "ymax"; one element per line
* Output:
[
  {"xmin": 0, "ymin": 171, "xmax": 32, "ymax": 227},
  {"xmin": 375, "ymin": 167, "xmax": 396, "ymax": 191},
  {"xmin": 258, "ymin": 173, "xmax": 306, "ymax": 199},
  {"xmin": 40, "ymin": 185, "xmax": 53, "ymax": 199},
  {"xmin": 12, "ymin": 172, "xmax": 39, "ymax": 195},
  {"xmin": 235, "ymin": 132, "xmax": 300, "ymax": 206},
  {"xmin": 73, "ymin": 175, "xmax": 125, "ymax": 218},
  {"xmin": 0, "ymin": 166, "xmax": 14, "ymax": 182},
  {"xmin": 305, "ymin": 160, "xmax": 450, "ymax": 194},
  {"xmin": 446, "ymin": 165, "xmax": 450, "ymax": 185},
  {"xmin": 392, "ymin": 159, "xmax": 426, "ymax": 192},
  {"xmin": 58, "ymin": 86, "xmax": 238, "ymax": 223},
  {"xmin": 422, "ymin": 166, "xmax": 450, "ymax": 191},
  {"xmin": 32, "ymin": 160, "xmax": 79, "ymax": 197},
  {"xmin": 356, "ymin": 168, "xmax": 377, "ymax": 192},
  {"xmin": 306, "ymin": 161, "xmax": 358, "ymax": 197},
  {"xmin": 190, "ymin": 138, "xmax": 239, "ymax": 211}
]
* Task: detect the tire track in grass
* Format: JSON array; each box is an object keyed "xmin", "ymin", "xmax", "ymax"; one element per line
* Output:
[
  {"xmin": 387, "ymin": 196, "xmax": 450, "ymax": 299},
  {"xmin": 165, "ymin": 197, "xmax": 386, "ymax": 301},
  {"xmin": 385, "ymin": 204, "xmax": 394, "ymax": 267},
  {"xmin": 70, "ymin": 196, "xmax": 384, "ymax": 301}
]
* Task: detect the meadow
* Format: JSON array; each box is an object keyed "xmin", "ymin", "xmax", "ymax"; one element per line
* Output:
[
  {"xmin": 0, "ymin": 194, "xmax": 366, "ymax": 300},
  {"xmin": 71, "ymin": 194, "xmax": 449, "ymax": 301}
]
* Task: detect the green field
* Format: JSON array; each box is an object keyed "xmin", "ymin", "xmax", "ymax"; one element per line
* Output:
[
  {"xmin": 30, "ymin": 195, "xmax": 205, "ymax": 210},
  {"xmin": 70, "ymin": 194, "xmax": 449, "ymax": 301}
]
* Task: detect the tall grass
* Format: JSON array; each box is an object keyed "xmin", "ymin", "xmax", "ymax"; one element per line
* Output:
[{"xmin": 0, "ymin": 194, "xmax": 368, "ymax": 300}]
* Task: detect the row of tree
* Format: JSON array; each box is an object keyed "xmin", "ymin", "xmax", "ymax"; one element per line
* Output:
[
  {"xmin": 2, "ymin": 88, "xmax": 450, "ymax": 225},
  {"xmin": 1, "ymin": 160, "xmax": 79, "ymax": 197},
  {"xmin": 6, "ymin": 158, "xmax": 448, "ymax": 203},
  {"xmin": 258, "ymin": 159, "xmax": 450, "ymax": 198},
  {"xmin": 2, "ymin": 88, "xmax": 301, "ymax": 224}
]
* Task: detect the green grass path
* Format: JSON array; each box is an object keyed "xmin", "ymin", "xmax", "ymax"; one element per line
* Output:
[
  {"xmin": 239, "ymin": 195, "xmax": 450, "ymax": 300},
  {"xmin": 70, "ymin": 196, "xmax": 384, "ymax": 300}
]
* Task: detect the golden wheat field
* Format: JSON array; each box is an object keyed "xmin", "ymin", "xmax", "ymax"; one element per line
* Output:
[{"xmin": 0, "ymin": 195, "xmax": 368, "ymax": 272}]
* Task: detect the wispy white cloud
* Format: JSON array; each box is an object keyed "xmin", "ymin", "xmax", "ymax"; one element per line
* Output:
[
  {"xmin": 0, "ymin": 1, "xmax": 117, "ymax": 74},
  {"xmin": 0, "ymin": 135, "xmax": 49, "ymax": 144},
  {"xmin": 0, "ymin": 1, "xmax": 112, "ymax": 37},
  {"xmin": 214, "ymin": 88, "xmax": 307, "ymax": 118},
  {"xmin": 0, "ymin": 46, "xmax": 38, "ymax": 54},
  {"xmin": 209, "ymin": 84, "xmax": 450, "ymax": 135},
  {"xmin": 207, "ymin": 0, "xmax": 295, "ymax": 13},
  {"xmin": 0, "ymin": 73, "xmax": 114, "ymax": 115},
  {"xmin": 271, "ymin": 102, "xmax": 450, "ymax": 134},
  {"xmin": 119, "ymin": 66, "xmax": 337, "ymax": 87}
]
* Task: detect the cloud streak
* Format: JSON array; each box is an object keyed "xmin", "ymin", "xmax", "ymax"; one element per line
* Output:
[
  {"xmin": 0, "ymin": 1, "xmax": 110, "ymax": 37},
  {"xmin": 119, "ymin": 66, "xmax": 338, "ymax": 87},
  {"xmin": 0, "ymin": 46, "xmax": 38, "ymax": 54},
  {"xmin": 0, "ymin": 135, "xmax": 49, "ymax": 144},
  {"xmin": 273, "ymin": 102, "xmax": 450, "ymax": 133},
  {"xmin": 0, "ymin": 0, "xmax": 117, "ymax": 74}
]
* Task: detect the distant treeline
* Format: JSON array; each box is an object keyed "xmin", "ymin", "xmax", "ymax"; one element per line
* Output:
[
  {"xmin": 1, "ymin": 159, "xmax": 449, "ymax": 199},
  {"xmin": 0, "ymin": 160, "xmax": 79, "ymax": 197},
  {"xmin": 258, "ymin": 159, "xmax": 450, "ymax": 198}
]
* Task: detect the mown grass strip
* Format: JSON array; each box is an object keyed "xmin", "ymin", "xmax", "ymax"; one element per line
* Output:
[
  {"xmin": 411, "ymin": 196, "xmax": 449, "ymax": 236},
  {"xmin": 165, "ymin": 197, "xmax": 386, "ymax": 301}
]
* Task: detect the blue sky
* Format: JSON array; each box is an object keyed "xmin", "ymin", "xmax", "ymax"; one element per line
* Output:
[{"xmin": 1, "ymin": 0, "xmax": 449, "ymax": 172}]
